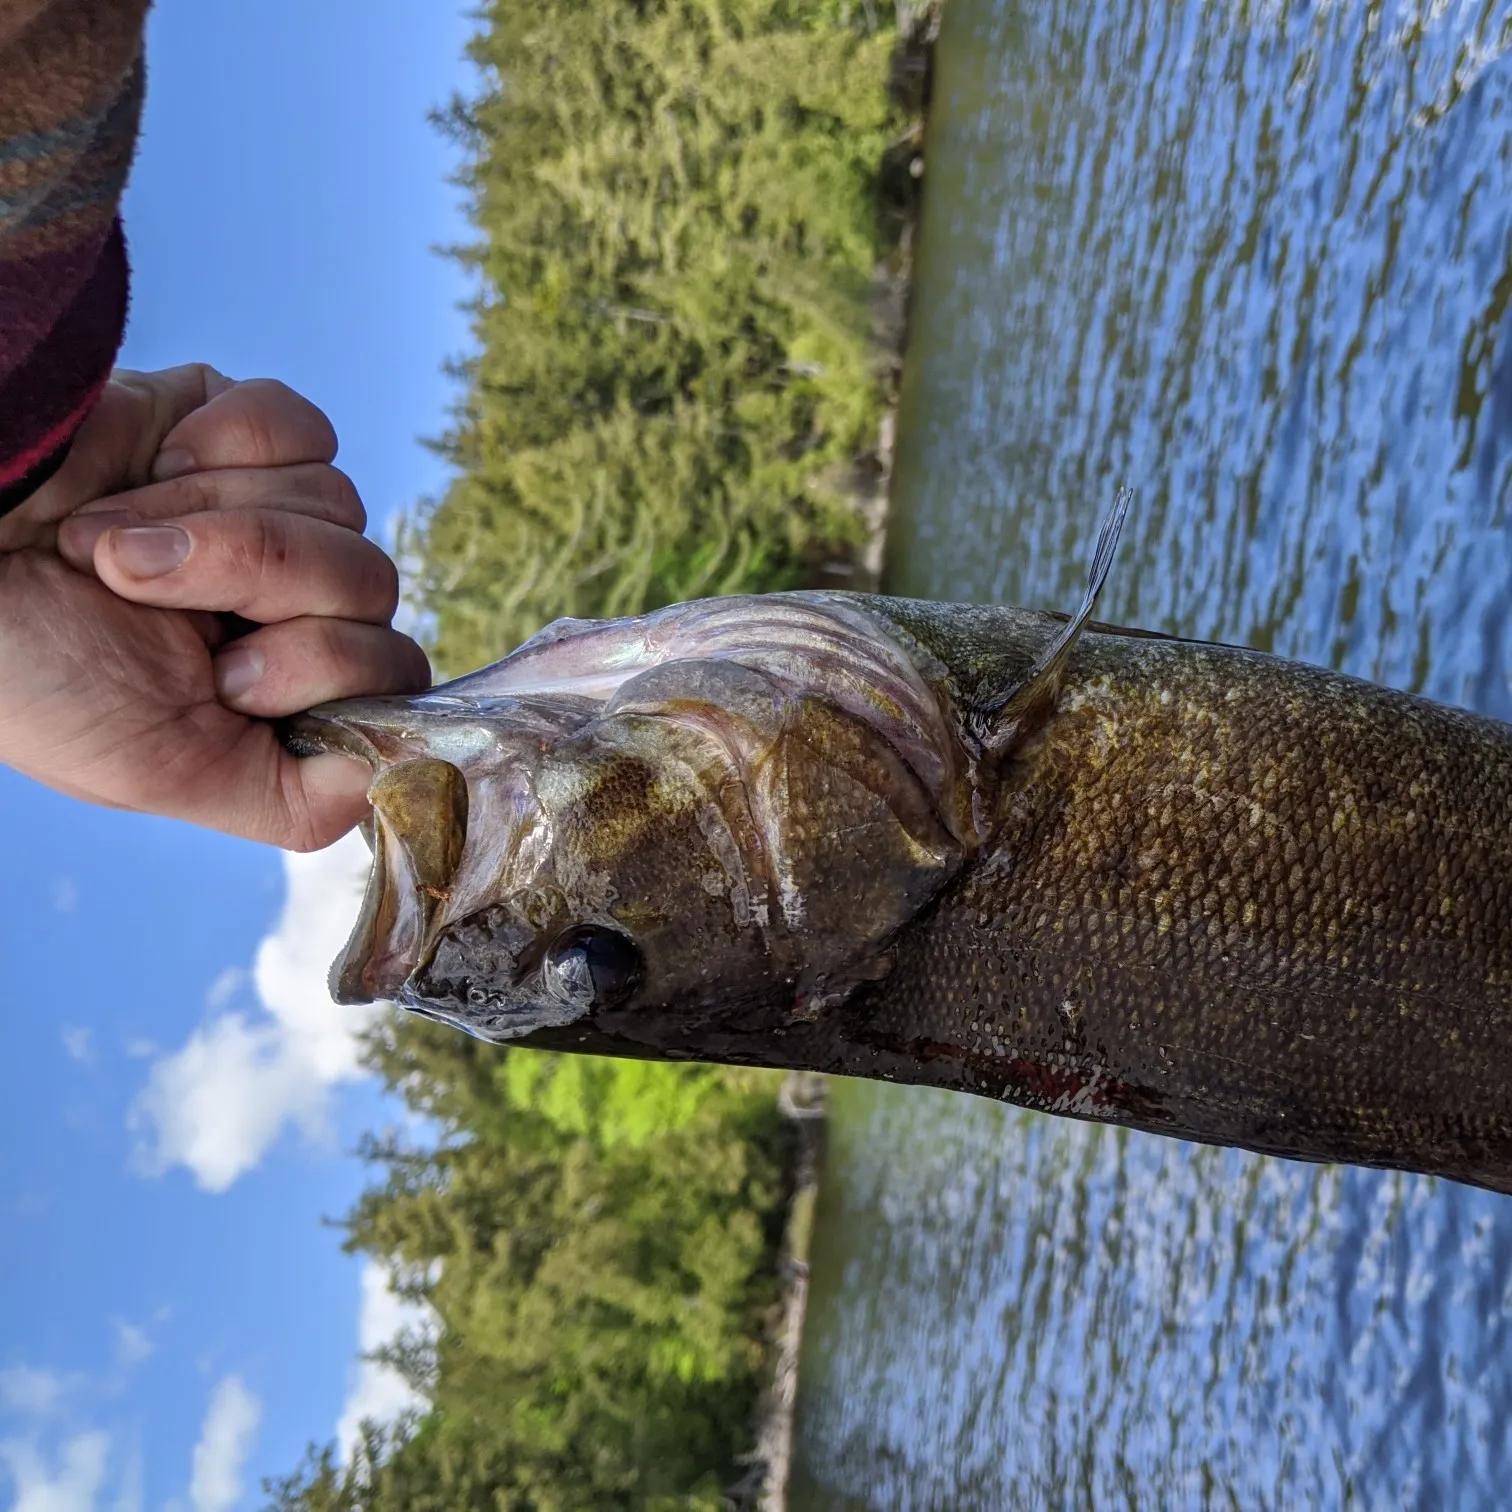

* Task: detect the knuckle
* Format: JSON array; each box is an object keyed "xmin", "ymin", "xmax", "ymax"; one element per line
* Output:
[
  {"xmin": 155, "ymin": 471, "xmax": 223, "ymax": 514},
  {"xmin": 326, "ymin": 467, "xmax": 366, "ymax": 528},
  {"xmin": 367, "ymin": 546, "xmax": 401, "ymax": 619},
  {"xmin": 216, "ymin": 513, "xmax": 395, "ymax": 621},
  {"xmin": 184, "ymin": 362, "xmax": 228, "ymax": 400},
  {"xmin": 274, "ymin": 768, "xmax": 322, "ymax": 853},
  {"xmin": 305, "ymin": 465, "xmax": 366, "ymax": 529},
  {"xmin": 225, "ymin": 405, "xmax": 284, "ymax": 469},
  {"xmin": 250, "ymin": 379, "xmax": 338, "ymax": 460},
  {"xmin": 398, "ymin": 634, "xmax": 433, "ymax": 688},
  {"xmin": 310, "ymin": 615, "xmax": 359, "ymax": 671},
  {"xmin": 229, "ymin": 512, "xmax": 288, "ymax": 609}
]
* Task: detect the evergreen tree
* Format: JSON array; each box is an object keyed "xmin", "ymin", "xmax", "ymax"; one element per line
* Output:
[
  {"xmin": 409, "ymin": 0, "xmax": 900, "ymax": 674},
  {"xmin": 267, "ymin": 0, "xmax": 906, "ymax": 1503},
  {"xmin": 266, "ymin": 1018, "xmax": 790, "ymax": 1511}
]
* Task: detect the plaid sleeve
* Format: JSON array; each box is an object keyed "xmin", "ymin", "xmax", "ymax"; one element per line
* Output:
[{"xmin": 0, "ymin": 0, "xmax": 150, "ymax": 517}]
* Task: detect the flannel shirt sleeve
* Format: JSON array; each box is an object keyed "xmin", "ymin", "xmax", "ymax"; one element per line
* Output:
[{"xmin": 0, "ymin": 0, "xmax": 150, "ymax": 517}]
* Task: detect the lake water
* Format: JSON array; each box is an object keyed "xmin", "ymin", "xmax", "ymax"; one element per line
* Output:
[{"xmin": 790, "ymin": 0, "xmax": 1512, "ymax": 1506}]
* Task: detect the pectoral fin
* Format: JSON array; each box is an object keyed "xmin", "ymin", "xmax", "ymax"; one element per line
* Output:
[{"xmin": 983, "ymin": 485, "xmax": 1132, "ymax": 757}]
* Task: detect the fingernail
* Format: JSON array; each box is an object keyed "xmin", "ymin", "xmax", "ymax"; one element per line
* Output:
[
  {"xmin": 56, "ymin": 509, "xmax": 137, "ymax": 570},
  {"xmin": 215, "ymin": 645, "xmax": 265, "ymax": 701},
  {"xmin": 151, "ymin": 448, "xmax": 197, "ymax": 482},
  {"xmin": 110, "ymin": 524, "xmax": 191, "ymax": 577},
  {"xmin": 304, "ymin": 751, "xmax": 378, "ymax": 811}
]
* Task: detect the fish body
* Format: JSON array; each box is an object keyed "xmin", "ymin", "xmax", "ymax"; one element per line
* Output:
[
  {"xmin": 828, "ymin": 598, "xmax": 1512, "ymax": 1189},
  {"xmin": 288, "ymin": 544, "xmax": 1512, "ymax": 1194}
]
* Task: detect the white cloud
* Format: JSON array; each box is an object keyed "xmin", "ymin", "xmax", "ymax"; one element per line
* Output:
[
  {"xmin": 128, "ymin": 834, "xmax": 381, "ymax": 1192},
  {"xmin": 109, "ymin": 1322, "xmax": 153, "ymax": 1374},
  {"xmin": 51, "ymin": 878, "xmax": 77, "ymax": 914},
  {"xmin": 187, "ymin": 1377, "xmax": 261, "ymax": 1512},
  {"xmin": 60, "ymin": 1028, "xmax": 95, "ymax": 1068},
  {"xmin": 335, "ymin": 1263, "xmax": 435, "ymax": 1464},
  {"xmin": 1, "ymin": 1429, "xmax": 109, "ymax": 1512},
  {"xmin": 0, "ymin": 1369, "xmax": 70, "ymax": 1418},
  {"xmin": 0, "ymin": 1324, "xmax": 160, "ymax": 1512},
  {"xmin": 203, "ymin": 969, "xmax": 245, "ymax": 1014},
  {"xmin": 108, "ymin": 1438, "xmax": 139, "ymax": 1512}
]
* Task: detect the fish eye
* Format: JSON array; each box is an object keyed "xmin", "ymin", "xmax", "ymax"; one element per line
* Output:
[{"xmin": 541, "ymin": 925, "xmax": 643, "ymax": 1011}]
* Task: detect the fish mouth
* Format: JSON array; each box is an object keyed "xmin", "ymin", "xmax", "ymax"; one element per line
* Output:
[
  {"xmin": 284, "ymin": 687, "xmax": 604, "ymax": 1010},
  {"xmin": 285, "ymin": 704, "xmax": 472, "ymax": 1005}
]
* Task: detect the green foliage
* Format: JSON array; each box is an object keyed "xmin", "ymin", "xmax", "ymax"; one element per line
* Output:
[
  {"xmin": 407, "ymin": 0, "xmax": 902, "ymax": 675},
  {"xmin": 266, "ymin": 1017, "xmax": 789, "ymax": 1512},
  {"xmin": 267, "ymin": 0, "xmax": 900, "ymax": 1503}
]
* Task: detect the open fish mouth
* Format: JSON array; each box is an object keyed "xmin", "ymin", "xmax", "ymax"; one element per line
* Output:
[
  {"xmin": 284, "ymin": 689, "xmax": 594, "ymax": 1015},
  {"xmin": 284, "ymin": 703, "xmax": 470, "ymax": 1011},
  {"xmin": 282, "ymin": 591, "xmax": 972, "ymax": 1034}
]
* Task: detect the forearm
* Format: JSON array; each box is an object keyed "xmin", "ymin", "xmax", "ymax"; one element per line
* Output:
[{"xmin": 0, "ymin": 0, "xmax": 148, "ymax": 516}]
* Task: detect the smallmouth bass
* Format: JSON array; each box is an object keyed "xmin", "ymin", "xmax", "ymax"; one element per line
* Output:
[{"xmin": 288, "ymin": 499, "xmax": 1512, "ymax": 1194}]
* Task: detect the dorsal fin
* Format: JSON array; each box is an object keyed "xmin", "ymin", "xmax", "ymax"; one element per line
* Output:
[{"xmin": 982, "ymin": 486, "xmax": 1133, "ymax": 757}]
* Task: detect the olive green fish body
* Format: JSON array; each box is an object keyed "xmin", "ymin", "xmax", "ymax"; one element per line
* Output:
[
  {"xmin": 289, "ymin": 534, "xmax": 1512, "ymax": 1194},
  {"xmin": 847, "ymin": 600, "xmax": 1512, "ymax": 1191}
]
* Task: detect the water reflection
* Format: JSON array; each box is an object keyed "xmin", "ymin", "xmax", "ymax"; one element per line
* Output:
[
  {"xmin": 796, "ymin": 1081, "xmax": 1512, "ymax": 1507},
  {"xmin": 793, "ymin": 0, "xmax": 1512, "ymax": 1504}
]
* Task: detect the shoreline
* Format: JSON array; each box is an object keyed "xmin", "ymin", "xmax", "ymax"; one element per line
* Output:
[
  {"xmin": 736, "ymin": 9, "xmax": 941, "ymax": 1505},
  {"xmin": 804, "ymin": 0, "xmax": 938, "ymax": 598},
  {"xmin": 731, "ymin": 1071, "xmax": 828, "ymax": 1512}
]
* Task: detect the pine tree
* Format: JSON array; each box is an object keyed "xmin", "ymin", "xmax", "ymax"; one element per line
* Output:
[{"xmin": 408, "ymin": 0, "xmax": 900, "ymax": 675}]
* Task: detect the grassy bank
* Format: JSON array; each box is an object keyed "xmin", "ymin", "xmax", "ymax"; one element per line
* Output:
[{"xmin": 266, "ymin": 0, "xmax": 926, "ymax": 1506}]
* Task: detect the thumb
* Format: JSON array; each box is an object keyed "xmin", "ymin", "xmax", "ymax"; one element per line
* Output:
[
  {"xmin": 272, "ymin": 748, "xmax": 376, "ymax": 853},
  {"xmin": 185, "ymin": 737, "xmax": 374, "ymax": 853}
]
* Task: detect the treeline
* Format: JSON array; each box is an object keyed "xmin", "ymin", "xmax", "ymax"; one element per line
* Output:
[
  {"xmin": 403, "ymin": 0, "xmax": 903, "ymax": 678},
  {"xmin": 267, "ymin": 0, "xmax": 908, "ymax": 1505},
  {"xmin": 266, "ymin": 1021, "xmax": 790, "ymax": 1511}
]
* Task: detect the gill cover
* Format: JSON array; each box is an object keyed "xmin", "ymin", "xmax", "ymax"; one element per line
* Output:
[
  {"xmin": 293, "ymin": 591, "xmax": 974, "ymax": 1038},
  {"xmin": 599, "ymin": 656, "xmax": 963, "ymax": 1012}
]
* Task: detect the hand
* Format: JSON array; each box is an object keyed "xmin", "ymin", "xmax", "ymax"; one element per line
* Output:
[{"xmin": 0, "ymin": 364, "xmax": 431, "ymax": 850}]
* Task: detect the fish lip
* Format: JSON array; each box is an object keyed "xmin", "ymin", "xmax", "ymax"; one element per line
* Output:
[
  {"xmin": 328, "ymin": 865, "xmax": 388, "ymax": 1004},
  {"xmin": 279, "ymin": 707, "xmax": 383, "ymax": 766},
  {"xmin": 285, "ymin": 705, "xmax": 477, "ymax": 1008}
]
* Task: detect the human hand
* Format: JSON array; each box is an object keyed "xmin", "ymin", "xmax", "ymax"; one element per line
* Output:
[{"xmin": 0, "ymin": 364, "xmax": 430, "ymax": 850}]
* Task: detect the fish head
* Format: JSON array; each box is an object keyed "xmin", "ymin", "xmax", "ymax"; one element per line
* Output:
[{"xmin": 286, "ymin": 594, "xmax": 968, "ymax": 1050}]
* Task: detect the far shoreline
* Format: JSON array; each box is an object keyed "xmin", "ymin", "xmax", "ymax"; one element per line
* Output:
[{"xmin": 738, "ymin": 9, "xmax": 942, "ymax": 1505}]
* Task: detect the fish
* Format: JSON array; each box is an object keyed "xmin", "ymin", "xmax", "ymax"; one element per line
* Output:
[{"xmin": 286, "ymin": 491, "xmax": 1512, "ymax": 1195}]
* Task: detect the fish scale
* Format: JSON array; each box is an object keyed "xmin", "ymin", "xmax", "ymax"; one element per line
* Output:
[
  {"xmin": 840, "ymin": 608, "xmax": 1512, "ymax": 1192},
  {"xmin": 289, "ymin": 568, "xmax": 1512, "ymax": 1194}
]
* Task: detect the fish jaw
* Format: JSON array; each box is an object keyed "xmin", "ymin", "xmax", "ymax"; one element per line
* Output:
[
  {"xmin": 283, "ymin": 592, "xmax": 976, "ymax": 1042},
  {"xmin": 284, "ymin": 690, "xmax": 597, "ymax": 1011}
]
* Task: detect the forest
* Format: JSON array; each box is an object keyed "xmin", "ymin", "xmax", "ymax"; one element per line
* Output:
[{"xmin": 267, "ymin": 0, "xmax": 912, "ymax": 1504}]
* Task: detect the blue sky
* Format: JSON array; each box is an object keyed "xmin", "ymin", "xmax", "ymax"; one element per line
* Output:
[{"xmin": 1, "ymin": 3, "xmax": 475, "ymax": 1508}]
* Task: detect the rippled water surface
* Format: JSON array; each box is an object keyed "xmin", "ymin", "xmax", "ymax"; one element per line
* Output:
[{"xmin": 791, "ymin": 0, "xmax": 1512, "ymax": 1506}]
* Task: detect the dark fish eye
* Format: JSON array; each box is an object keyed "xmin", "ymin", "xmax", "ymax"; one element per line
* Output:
[{"xmin": 542, "ymin": 925, "xmax": 643, "ymax": 1011}]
